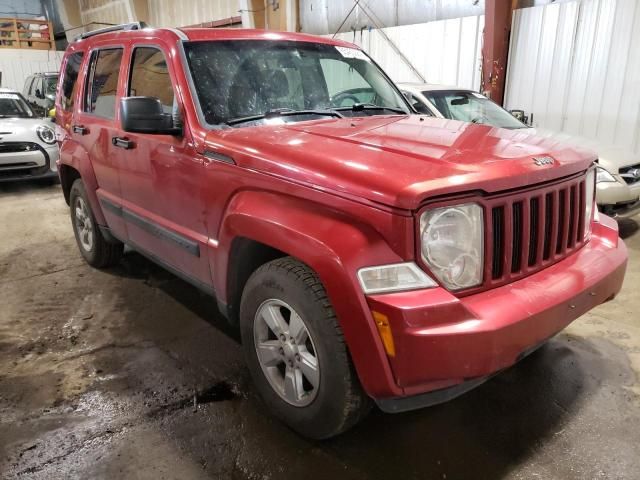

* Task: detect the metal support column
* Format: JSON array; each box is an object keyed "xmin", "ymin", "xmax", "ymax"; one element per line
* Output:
[{"xmin": 481, "ymin": 0, "xmax": 515, "ymax": 105}]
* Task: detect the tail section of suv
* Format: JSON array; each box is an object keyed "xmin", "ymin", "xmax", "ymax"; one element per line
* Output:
[
  {"xmin": 55, "ymin": 25, "xmax": 627, "ymax": 439},
  {"xmin": 23, "ymin": 72, "xmax": 58, "ymax": 117}
]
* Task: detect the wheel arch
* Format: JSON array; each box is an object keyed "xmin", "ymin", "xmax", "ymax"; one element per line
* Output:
[
  {"xmin": 58, "ymin": 143, "xmax": 106, "ymax": 225},
  {"xmin": 213, "ymin": 190, "xmax": 404, "ymax": 398},
  {"xmin": 59, "ymin": 164, "xmax": 81, "ymax": 205}
]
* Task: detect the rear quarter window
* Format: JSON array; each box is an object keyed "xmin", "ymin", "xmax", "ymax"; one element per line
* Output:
[{"xmin": 60, "ymin": 52, "xmax": 84, "ymax": 112}]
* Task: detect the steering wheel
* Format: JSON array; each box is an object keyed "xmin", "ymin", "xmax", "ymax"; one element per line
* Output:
[
  {"xmin": 470, "ymin": 115, "xmax": 490, "ymax": 125},
  {"xmin": 331, "ymin": 92, "xmax": 361, "ymax": 107}
]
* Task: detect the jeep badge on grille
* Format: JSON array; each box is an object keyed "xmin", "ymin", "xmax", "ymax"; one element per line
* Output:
[{"xmin": 533, "ymin": 156, "xmax": 554, "ymax": 166}]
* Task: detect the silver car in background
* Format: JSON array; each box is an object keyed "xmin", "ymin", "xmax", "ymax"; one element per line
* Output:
[
  {"xmin": 0, "ymin": 88, "xmax": 59, "ymax": 183},
  {"xmin": 399, "ymin": 82, "xmax": 640, "ymax": 219}
]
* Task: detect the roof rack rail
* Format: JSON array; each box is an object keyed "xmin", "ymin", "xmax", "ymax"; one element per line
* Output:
[{"xmin": 75, "ymin": 22, "xmax": 147, "ymax": 41}]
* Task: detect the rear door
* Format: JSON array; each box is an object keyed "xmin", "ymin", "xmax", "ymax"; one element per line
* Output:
[
  {"xmin": 73, "ymin": 44, "xmax": 128, "ymax": 241},
  {"xmin": 116, "ymin": 43, "xmax": 211, "ymax": 288}
]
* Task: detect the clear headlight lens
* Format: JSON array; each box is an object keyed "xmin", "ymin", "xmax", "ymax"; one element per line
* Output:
[
  {"xmin": 420, "ymin": 203, "xmax": 484, "ymax": 290},
  {"xmin": 357, "ymin": 262, "xmax": 436, "ymax": 294},
  {"xmin": 584, "ymin": 168, "xmax": 596, "ymax": 240},
  {"xmin": 36, "ymin": 125, "xmax": 56, "ymax": 145},
  {"xmin": 596, "ymin": 166, "xmax": 616, "ymax": 183}
]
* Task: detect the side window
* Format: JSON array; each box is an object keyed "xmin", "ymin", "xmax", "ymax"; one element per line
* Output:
[
  {"xmin": 85, "ymin": 48, "xmax": 123, "ymax": 119},
  {"xmin": 60, "ymin": 52, "xmax": 84, "ymax": 112},
  {"xmin": 128, "ymin": 47, "xmax": 174, "ymax": 113},
  {"xmin": 36, "ymin": 77, "xmax": 44, "ymax": 97},
  {"xmin": 29, "ymin": 77, "xmax": 39, "ymax": 96},
  {"xmin": 23, "ymin": 76, "xmax": 33, "ymax": 96}
]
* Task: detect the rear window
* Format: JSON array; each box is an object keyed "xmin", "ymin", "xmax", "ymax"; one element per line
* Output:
[
  {"xmin": 60, "ymin": 52, "xmax": 83, "ymax": 111},
  {"xmin": 85, "ymin": 48, "xmax": 123, "ymax": 119},
  {"xmin": 23, "ymin": 76, "xmax": 33, "ymax": 96}
]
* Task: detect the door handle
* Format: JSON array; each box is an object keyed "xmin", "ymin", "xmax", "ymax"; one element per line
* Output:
[
  {"xmin": 72, "ymin": 124, "xmax": 88, "ymax": 135},
  {"xmin": 112, "ymin": 136, "xmax": 134, "ymax": 149}
]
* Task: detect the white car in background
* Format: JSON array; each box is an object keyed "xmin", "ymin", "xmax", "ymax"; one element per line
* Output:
[
  {"xmin": 399, "ymin": 82, "xmax": 640, "ymax": 219},
  {"xmin": 0, "ymin": 88, "xmax": 59, "ymax": 183}
]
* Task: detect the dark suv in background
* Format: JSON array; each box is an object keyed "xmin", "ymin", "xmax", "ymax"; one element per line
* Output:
[{"xmin": 23, "ymin": 72, "xmax": 58, "ymax": 117}]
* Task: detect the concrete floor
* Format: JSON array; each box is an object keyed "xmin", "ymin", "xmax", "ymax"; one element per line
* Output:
[{"xmin": 1, "ymin": 182, "xmax": 639, "ymax": 480}]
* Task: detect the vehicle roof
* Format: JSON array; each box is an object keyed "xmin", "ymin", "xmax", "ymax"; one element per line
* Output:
[
  {"xmin": 72, "ymin": 26, "xmax": 358, "ymax": 49},
  {"xmin": 27, "ymin": 72, "xmax": 58, "ymax": 76},
  {"xmin": 0, "ymin": 87, "xmax": 19, "ymax": 94},
  {"xmin": 397, "ymin": 82, "xmax": 474, "ymax": 93}
]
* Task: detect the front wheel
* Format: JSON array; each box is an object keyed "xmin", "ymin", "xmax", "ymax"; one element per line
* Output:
[
  {"xmin": 69, "ymin": 179, "xmax": 123, "ymax": 268},
  {"xmin": 240, "ymin": 257, "xmax": 371, "ymax": 439}
]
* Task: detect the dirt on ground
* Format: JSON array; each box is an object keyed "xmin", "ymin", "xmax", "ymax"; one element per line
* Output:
[{"xmin": 1, "ymin": 182, "xmax": 639, "ymax": 479}]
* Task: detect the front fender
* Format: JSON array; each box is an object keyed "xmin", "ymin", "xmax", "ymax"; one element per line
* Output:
[{"xmin": 215, "ymin": 190, "xmax": 407, "ymax": 398}]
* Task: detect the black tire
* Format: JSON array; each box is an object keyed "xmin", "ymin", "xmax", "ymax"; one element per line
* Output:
[
  {"xmin": 69, "ymin": 179, "xmax": 123, "ymax": 268},
  {"xmin": 240, "ymin": 257, "xmax": 371, "ymax": 439}
]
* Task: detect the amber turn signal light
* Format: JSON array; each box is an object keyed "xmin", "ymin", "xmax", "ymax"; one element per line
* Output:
[{"xmin": 372, "ymin": 311, "xmax": 395, "ymax": 357}]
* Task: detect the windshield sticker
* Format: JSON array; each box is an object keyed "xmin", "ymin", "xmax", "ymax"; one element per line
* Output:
[
  {"xmin": 471, "ymin": 92, "xmax": 485, "ymax": 99},
  {"xmin": 0, "ymin": 93, "xmax": 20, "ymax": 100},
  {"xmin": 335, "ymin": 46, "xmax": 369, "ymax": 61}
]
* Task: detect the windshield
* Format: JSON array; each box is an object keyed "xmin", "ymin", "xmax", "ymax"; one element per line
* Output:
[
  {"xmin": 45, "ymin": 76, "xmax": 58, "ymax": 95},
  {"xmin": 0, "ymin": 92, "xmax": 34, "ymax": 118},
  {"xmin": 423, "ymin": 90, "xmax": 526, "ymax": 129},
  {"xmin": 184, "ymin": 40, "xmax": 409, "ymax": 126}
]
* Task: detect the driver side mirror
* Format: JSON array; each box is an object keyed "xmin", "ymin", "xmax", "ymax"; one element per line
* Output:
[
  {"xmin": 120, "ymin": 96, "xmax": 181, "ymax": 135},
  {"xmin": 35, "ymin": 88, "xmax": 43, "ymax": 99}
]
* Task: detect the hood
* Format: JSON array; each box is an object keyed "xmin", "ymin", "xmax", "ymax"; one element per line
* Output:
[
  {"xmin": 0, "ymin": 117, "xmax": 53, "ymax": 144},
  {"xmin": 205, "ymin": 116, "xmax": 596, "ymax": 210}
]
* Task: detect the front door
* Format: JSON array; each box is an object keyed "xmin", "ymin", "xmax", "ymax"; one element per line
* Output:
[{"xmin": 116, "ymin": 44, "xmax": 211, "ymax": 288}]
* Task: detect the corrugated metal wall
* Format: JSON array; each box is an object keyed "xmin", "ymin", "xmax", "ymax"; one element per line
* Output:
[
  {"xmin": 79, "ymin": 0, "xmax": 135, "ymax": 26},
  {"xmin": 329, "ymin": 15, "xmax": 484, "ymax": 88},
  {"xmin": 301, "ymin": 0, "xmax": 484, "ymax": 35},
  {"xmin": 505, "ymin": 0, "xmax": 640, "ymax": 155},
  {"xmin": 76, "ymin": 0, "xmax": 239, "ymax": 29},
  {"xmin": 0, "ymin": 49, "xmax": 64, "ymax": 91},
  {"xmin": 147, "ymin": 0, "xmax": 239, "ymax": 27}
]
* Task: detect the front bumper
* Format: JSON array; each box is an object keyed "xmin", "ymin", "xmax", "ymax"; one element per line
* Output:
[
  {"xmin": 366, "ymin": 215, "xmax": 627, "ymax": 411},
  {"xmin": 0, "ymin": 144, "xmax": 59, "ymax": 182},
  {"xmin": 596, "ymin": 179, "xmax": 640, "ymax": 218}
]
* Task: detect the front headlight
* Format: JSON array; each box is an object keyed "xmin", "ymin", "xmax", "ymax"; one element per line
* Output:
[
  {"xmin": 596, "ymin": 166, "xmax": 616, "ymax": 183},
  {"xmin": 36, "ymin": 125, "xmax": 56, "ymax": 145},
  {"xmin": 584, "ymin": 168, "xmax": 595, "ymax": 240},
  {"xmin": 420, "ymin": 203, "xmax": 484, "ymax": 290}
]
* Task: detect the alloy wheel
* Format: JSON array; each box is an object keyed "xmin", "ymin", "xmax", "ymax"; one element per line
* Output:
[{"xmin": 253, "ymin": 299, "xmax": 320, "ymax": 407}]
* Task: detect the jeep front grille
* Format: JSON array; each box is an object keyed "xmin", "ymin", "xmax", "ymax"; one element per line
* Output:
[{"xmin": 484, "ymin": 173, "xmax": 587, "ymax": 288}]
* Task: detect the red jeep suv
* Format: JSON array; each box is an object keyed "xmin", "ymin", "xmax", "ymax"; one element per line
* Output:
[{"xmin": 55, "ymin": 23, "xmax": 627, "ymax": 439}]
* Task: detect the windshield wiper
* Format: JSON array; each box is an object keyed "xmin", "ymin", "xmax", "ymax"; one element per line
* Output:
[
  {"xmin": 334, "ymin": 103, "xmax": 407, "ymax": 114},
  {"xmin": 226, "ymin": 108, "xmax": 343, "ymax": 126}
]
